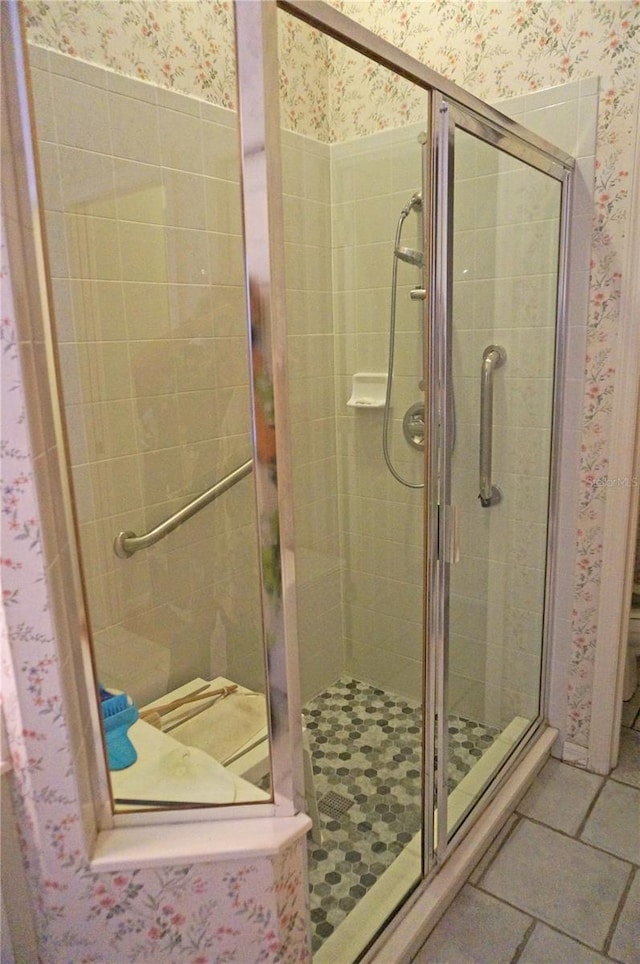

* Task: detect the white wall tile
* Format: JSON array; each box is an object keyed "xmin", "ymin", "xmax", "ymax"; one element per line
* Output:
[
  {"xmin": 109, "ymin": 92, "xmax": 161, "ymax": 165},
  {"xmin": 51, "ymin": 73, "xmax": 112, "ymax": 152}
]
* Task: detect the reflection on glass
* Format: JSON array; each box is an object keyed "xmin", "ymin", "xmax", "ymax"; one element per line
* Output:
[
  {"xmin": 26, "ymin": 39, "xmax": 270, "ymax": 809},
  {"xmin": 447, "ymin": 127, "xmax": 562, "ymax": 836},
  {"xmin": 278, "ymin": 10, "xmax": 429, "ymax": 958}
]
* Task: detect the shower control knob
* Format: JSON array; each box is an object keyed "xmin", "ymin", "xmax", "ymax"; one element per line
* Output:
[{"xmin": 403, "ymin": 402, "xmax": 425, "ymax": 450}]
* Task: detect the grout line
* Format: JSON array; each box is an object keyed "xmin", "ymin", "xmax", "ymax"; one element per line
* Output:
[
  {"xmin": 509, "ymin": 811, "xmax": 592, "ymax": 844},
  {"xmin": 421, "ymin": 757, "xmax": 639, "ymax": 961},
  {"xmin": 608, "ymin": 770, "xmax": 640, "ymax": 791},
  {"xmin": 515, "ymin": 917, "xmax": 625, "ymax": 963},
  {"xmin": 470, "ymin": 812, "xmax": 638, "ymax": 961},
  {"xmin": 510, "ymin": 918, "xmax": 536, "ymax": 963},
  {"xmin": 602, "ymin": 863, "xmax": 637, "ymax": 959},
  {"xmin": 510, "ymin": 917, "xmax": 538, "ymax": 964},
  {"xmin": 469, "ymin": 813, "xmax": 522, "ymax": 885},
  {"xmin": 574, "ymin": 774, "xmax": 608, "ymax": 840},
  {"xmin": 514, "ymin": 806, "xmax": 639, "ymax": 869},
  {"xmin": 472, "ymin": 876, "xmax": 622, "ymax": 962}
]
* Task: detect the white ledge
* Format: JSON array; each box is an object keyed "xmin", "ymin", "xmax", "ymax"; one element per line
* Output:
[{"xmin": 91, "ymin": 813, "xmax": 311, "ymax": 871}]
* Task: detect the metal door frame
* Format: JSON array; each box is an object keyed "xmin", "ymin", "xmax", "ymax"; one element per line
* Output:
[
  {"xmin": 235, "ymin": 0, "xmax": 574, "ymax": 941},
  {"xmin": 431, "ymin": 97, "xmax": 572, "ymax": 858}
]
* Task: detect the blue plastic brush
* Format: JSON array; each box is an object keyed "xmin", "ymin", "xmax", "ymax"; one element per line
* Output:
[{"xmin": 99, "ymin": 687, "xmax": 138, "ymax": 770}]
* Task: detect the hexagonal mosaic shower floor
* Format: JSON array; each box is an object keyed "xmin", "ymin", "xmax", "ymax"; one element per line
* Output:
[{"xmin": 303, "ymin": 677, "xmax": 500, "ymax": 953}]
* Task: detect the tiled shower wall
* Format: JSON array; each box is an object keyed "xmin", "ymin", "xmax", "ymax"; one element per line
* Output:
[
  {"xmin": 29, "ymin": 46, "xmax": 265, "ymax": 701},
  {"xmin": 30, "ymin": 43, "xmax": 345, "ymax": 708},
  {"xmin": 325, "ymin": 79, "xmax": 597, "ymax": 727},
  {"xmin": 29, "ymin": 38, "xmax": 434, "ymax": 714},
  {"xmin": 449, "ymin": 78, "xmax": 598, "ymax": 729},
  {"xmin": 450, "ymin": 133, "xmax": 559, "ymax": 729},
  {"xmin": 331, "ymin": 122, "xmax": 427, "ymax": 701},
  {"xmin": 280, "ymin": 129, "xmax": 344, "ymax": 703},
  {"xmin": 328, "ymin": 115, "xmax": 558, "ymax": 718},
  {"xmin": 28, "ymin": 42, "xmax": 597, "ymax": 734}
]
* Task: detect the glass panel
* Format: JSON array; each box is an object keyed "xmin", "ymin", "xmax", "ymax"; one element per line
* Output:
[
  {"xmin": 277, "ymin": 10, "xmax": 429, "ymax": 956},
  {"xmin": 25, "ymin": 37, "xmax": 271, "ymax": 809},
  {"xmin": 446, "ymin": 124, "xmax": 562, "ymax": 835}
]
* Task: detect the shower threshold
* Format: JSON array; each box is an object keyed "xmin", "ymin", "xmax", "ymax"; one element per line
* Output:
[
  {"xmin": 303, "ymin": 678, "xmax": 508, "ymax": 955},
  {"xmin": 312, "ymin": 714, "xmax": 533, "ymax": 963}
]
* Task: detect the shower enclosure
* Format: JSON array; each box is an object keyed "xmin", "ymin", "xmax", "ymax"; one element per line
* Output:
[
  {"xmin": 18, "ymin": 0, "xmax": 572, "ymax": 958},
  {"xmin": 239, "ymin": 3, "xmax": 571, "ymax": 956}
]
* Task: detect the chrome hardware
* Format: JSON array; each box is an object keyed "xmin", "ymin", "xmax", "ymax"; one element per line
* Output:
[
  {"xmin": 439, "ymin": 504, "xmax": 460, "ymax": 564},
  {"xmin": 479, "ymin": 345, "xmax": 506, "ymax": 507},
  {"xmin": 383, "ymin": 188, "xmax": 426, "ymax": 488},
  {"xmin": 410, "ymin": 287, "xmax": 427, "ymax": 300},
  {"xmin": 395, "ymin": 245, "xmax": 424, "ymax": 267},
  {"xmin": 400, "ymin": 191, "xmax": 423, "ymax": 216},
  {"xmin": 114, "ymin": 459, "xmax": 253, "ymax": 558},
  {"xmin": 403, "ymin": 402, "xmax": 425, "ymax": 450}
]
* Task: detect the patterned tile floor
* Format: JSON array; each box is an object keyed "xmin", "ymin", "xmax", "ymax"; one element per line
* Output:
[{"xmin": 303, "ymin": 677, "xmax": 500, "ymax": 953}]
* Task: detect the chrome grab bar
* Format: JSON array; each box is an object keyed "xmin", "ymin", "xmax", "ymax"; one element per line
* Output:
[
  {"xmin": 113, "ymin": 459, "xmax": 254, "ymax": 558},
  {"xmin": 479, "ymin": 345, "xmax": 506, "ymax": 508}
]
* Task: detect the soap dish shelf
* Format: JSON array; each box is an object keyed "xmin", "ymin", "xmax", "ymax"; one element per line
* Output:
[{"xmin": 347, "ymin": 372, "xmax": 388, "ymax": 409}]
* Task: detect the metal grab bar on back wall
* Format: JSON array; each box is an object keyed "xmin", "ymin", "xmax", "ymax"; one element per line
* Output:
[
  {"xmin": 478, "ymin": 345, "xmax": 506, "ymax": 508},
  {"xmin": 113, "ymin": 459, "xmax": 254, "ymax": 558}
]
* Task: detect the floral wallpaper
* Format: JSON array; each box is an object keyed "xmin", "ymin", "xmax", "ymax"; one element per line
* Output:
[
  {"xmin": 22, "ymin": 0, "xmax": 331, "ymax": 141},
  {"xmin": 23, "ymin": 0, "xmax": 239, "ymax": 106},
  {"xmin": 1, "ymin": 218, "xmax": 310, "ymax": 960},
  {"xmin": 4, "ymin": 0, "xmax": 640, "ymax": 957}
]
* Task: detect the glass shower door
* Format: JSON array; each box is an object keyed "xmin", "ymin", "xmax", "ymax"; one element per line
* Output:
[
  {"xmin": 236, "ymin": 0, "xmax": 573, "ymax": 948},
  {"xmin": 438, "ymin": 104, "xmax": 566, "ymax": 840},
  {"xmin": 273, "ymin": 10, "xmax": 433, "ymax": 951}
]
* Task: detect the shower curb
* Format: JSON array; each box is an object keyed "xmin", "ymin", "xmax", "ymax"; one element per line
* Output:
[{"xmin": 326, "ymin": 726, "xmax": 557, "ymax": 964}]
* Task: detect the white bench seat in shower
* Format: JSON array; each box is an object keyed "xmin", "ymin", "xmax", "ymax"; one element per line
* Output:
[
  {"xmin": 141, "ymin": 677, "xmax": 322, "ymax": 839},
  {"xmin": 149, "ymin": 677, "xmax": 268, "ymax": 772},
  {"xmin": 109, "ymin": 713, "xmax": 267, "ymax": 808}
]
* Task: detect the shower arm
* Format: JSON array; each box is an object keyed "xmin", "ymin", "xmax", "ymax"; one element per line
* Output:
[
  {"xmin": 479, "ymin": 345, "xmax": 506, "ymax": 508},
  {"xmin": 113, "ymin": 459, "xmax": 254, "ymax": 558}
]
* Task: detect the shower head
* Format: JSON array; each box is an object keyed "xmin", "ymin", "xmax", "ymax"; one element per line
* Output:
[
  {"xmin": 401, "ymin": 191, "xmax": 423, "ymax": 216},
  {"xmin": 395, "ymin": 245, "xmax": 424, "ymax": 267}
]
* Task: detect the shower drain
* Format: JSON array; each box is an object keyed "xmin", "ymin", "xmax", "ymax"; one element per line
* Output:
[{"xmin": 318, "ymin": 790, "xmax": 354, "ymax": 820}]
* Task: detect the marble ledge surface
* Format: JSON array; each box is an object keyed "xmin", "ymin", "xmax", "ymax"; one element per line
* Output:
[{"xmin": 91, "ymin": 812, "xmax": 312, "ymax": 871}]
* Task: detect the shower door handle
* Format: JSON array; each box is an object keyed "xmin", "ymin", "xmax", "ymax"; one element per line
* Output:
[{"xmin": 479, "ymin": 345, "xmax": 506, "ymax": 508}]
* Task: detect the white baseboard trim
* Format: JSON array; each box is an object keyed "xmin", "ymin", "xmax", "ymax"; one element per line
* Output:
[{"xmin": 561, "ymin": 741, "xmax": 589, "ymax": 767}]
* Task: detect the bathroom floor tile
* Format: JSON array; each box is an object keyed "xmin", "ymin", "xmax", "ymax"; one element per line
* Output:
[
  {"xmin": 580, "ymin": 780, "xmax": 640, "ymax": 863},
  {"xmin": 612, "ymin": 728, "xmax": 640, "ymax": 788},
  {"xmin": 411, "ymin": 885, "xmax": 531, "ymax": 964},
  {"xmin": 621, "ymin": 664, "xmax": 640, "ymax": 728},
  {"xmin": 517, "ymin": 922, "xmax": 607, "ymax": 963},
  {"xmin": 621, "ymin": 699, "xmax": 639, "ymax": 726},
  {"xmin": 303, "ymin": 677, "xmax": 500, "ymax": 953},
  {"xmin": 469, "ymin": 814, "xmax": 519, "ymax": 885},
  {"xmin": 609, "ymin": 871, "xmax": 640, "ymax": 964},
  {"xmin": 516, "ymin": 757, "xmax": 603, "ymax": 835},
  {"xmin": 480, "ymin": 820, "xmax": 631, "ymax": 949}
]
